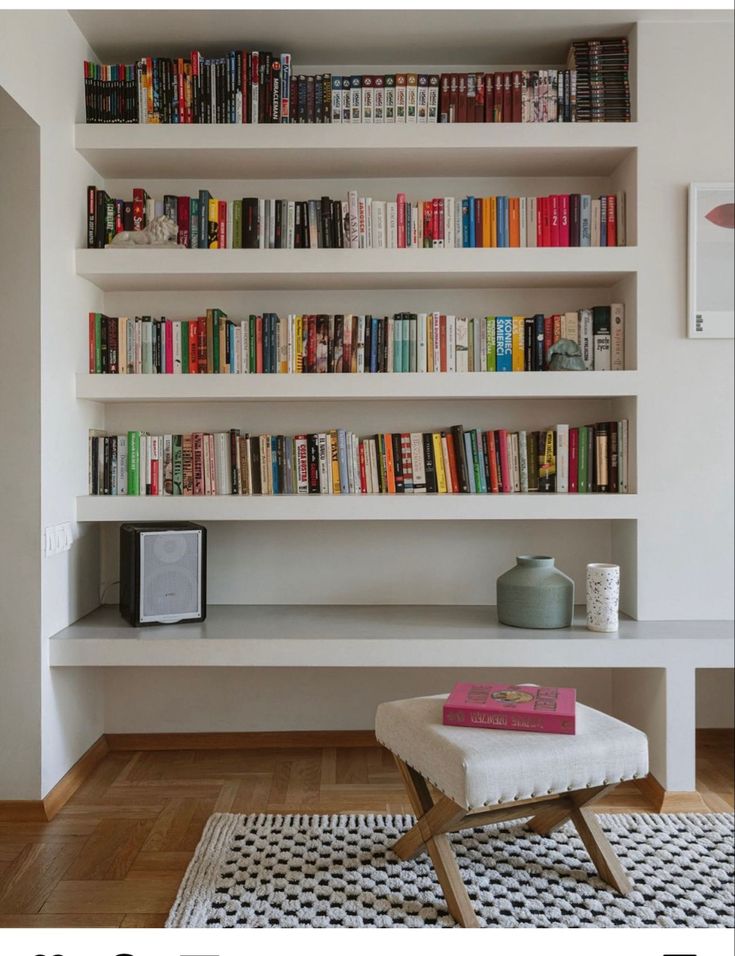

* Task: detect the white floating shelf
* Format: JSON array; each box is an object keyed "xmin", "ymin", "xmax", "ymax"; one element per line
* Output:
[
  {"xmin": 50, "ymin": 604, "xmax": 733, "ymax": 669},
  {"xmin": 76, "ymin": 247, "xmax": 637, "ymax": 292},
  {"xmin": 75, "ymin": 123, "xmax": 638, "ymax": 179},
  {"xmin": 76, "ymin": 370, "xmax": 639, "ymax": 403},
  {"xmin": 75, "ymin": 493, "xmax": 639, "ymax": 522}
]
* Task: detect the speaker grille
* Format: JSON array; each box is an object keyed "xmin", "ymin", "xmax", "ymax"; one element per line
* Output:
[{"xmin": 140, "ymin": 530, "xmax": 201, "ymax": 621}]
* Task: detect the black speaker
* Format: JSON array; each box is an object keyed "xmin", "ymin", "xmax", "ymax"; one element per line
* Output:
[{"xmin": 119, "ymin": 522, "xmax": 206, "ymax": 626}]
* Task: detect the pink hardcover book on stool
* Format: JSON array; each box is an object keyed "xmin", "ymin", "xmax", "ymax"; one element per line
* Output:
[{"xmin": 442, "ymin": 682, "xmax": 576, "ymax": 735}]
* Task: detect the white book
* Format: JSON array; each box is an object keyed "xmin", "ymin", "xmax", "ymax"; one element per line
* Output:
[
  {"xmin": 365, "ymin": 198, "xmax": 373, "ymax": 248},
  {"xmin": 117, "ymin": 317, "xmax": 127, "ymax": 374},
  {"xmin": 216, "ymin": 432, "xmax": 231, "ymax": 495},
  {"xmin": 361, "ymin": 78, "xmax": 374, "ymax": 124},
  {"xmin": 417, "ymin": 76, "xmax": 428, "ymax": 123},
  {"xmin": 427, "ymin": 76, "xmax": 439, "ymax": 122},
  {"xmin": 146, "ymin": 196, "xmax": 155, "ymax": 225},
  {"xmin": 345, "ymin": 433, "xmax": 355, "ymax": 494},
  {"xmin": 446, "ymin": 314, "xmax": 456, "ymax": 372},
  {"xmin": 358, "ymin": 197, "xmax": 367, "ymax": 249},
  {"xmin": 444, "ymin": 197, "xmax": 454, "ymax": 247},
  {"xmin": 417, "ymin": 313, "xmax": 428, "ymax": 373},
  {"xmin": 416, "ymin": 202, "xmax": 423, "ymax": 247},
  {"xmin": 233, "ymin": 325, "xmax": 241, "ymax": 374},
  {"xmin": 317, "ymin": 434, "xmax": 329, "ymax": 494},
  {"xmin": 455, "ymin": 203, "xmax": 462, "ymax": 247},
  {"xmin": 556, "ymin": 424, "xmax": 569, "ymax": 493},
  {"xmin": 369, "ymin": 438, "xmax": 380, "ymax": 494},
  {"xmin": 519, "ymin": 430, "xmax": 529, "ymax": 492},
  {"xmin": 142, "ymin": 434, "xmax": 150, "ymax": 496},
  {"xmin": 441, "ymin": 435, "xmax": 452, "ymax": 491},
  {"xmin": 432, "ymin": 312, "xmax": 442, "ymax": 371},
  {"xmin": 594, "ymin": 333, "xmax": 611, "ymax": 371},
  {"xmin": 410, "ymin": 432, "xmax": 426, "ymax": 492},
  {"xmin": 591, "ymin": 199, "xmax": 601, "ymax": 246},
  {"xmin": 373, "ymin": 201, "xmax": 386, "ymax": 248},
  {"xmin": 241, "ymin": 319, "xmax": 250, "ymax": 373},
  {"xmin": 519, "ymin": 197, "xmax": 527, "ymax": 247},
  {"xmin": 350, "ymin": 79, "xmax": 362, "ymax": 123},
  {"xmin": 356, "ymin": 315, "xmax": 366, "ymax": 372},
  {"xmin": 579, "ymin": 309, "xmax": 594, "ymax": 370},
  {"xmin": 387, "ymin": 202, "xmax": 397, "ymax": 248},
  {"xmin": 384, "ymin": 81, "xmax": 395, "ymax": 123},
  {"xmin": 455, "ymin": 315, "xmax": 468, "ymax": 372},
  {"xmin": 473, "ymin": 314, "xmax": 482, "ymax": 371},
  {"xmin": 259, "ymin": 436, "xmax": 270, "ymax": 495},
  {"xmin": 563, "ymin": 311, "xmax": 580, "ymax": 343},
  {"xmin": 373, "ymin": 80, "xmax": 384, "ymax": 122},
  {"xmin": 611, "ymin": 303, "xmax": 625, "ymax": 370},
  {"xmin": 295, "ymin": 436, "xmax": 309, "ymax": 494},
  {"xmin": 411, "ymin": 203, "xmax": 419, "ymax": 247},
  {"xmin": 258, "ymin": 198, "xmax": 266, "ymax": 248},
  {"xmin": 226, "ymin": 203, "xmax": 233, "ymax": 249},
  {"xmin": 286, "ymin": 201, "xmax": 295, "ymax": 249},
  {"xmin": 510, "ymin": 433, "xmax": 520, "ymax": 492},
  {"xmin": 331, "ymin": 79, "xmax": 342, "ymax": 123},
  {"xmin": 580, "ymin": 195, "xmax": 591, "ymax": 246},
  {"xmin": 527, "ymin": 197, "xmax": 537, "ymax": 247},
  {"xmin": 117, "ymin": 434, "xmax": 127, "ymax": 495},
  {"xmin": 348, "ymin": 190, "xmax": 360, "ymax": 249},
  {"xmin": 285, "ymin": 316, "xmax": 293, "ymax": 373},
  {"xmin": 172, "ymin": 321, "xmax": 182, "ymax": 373},
  {"xmin": 479, "ymin": 315, "xmax": 487, "ymax": 371},
  {"xmin": 406, "ymin": 75, "xmax": 418, "ymax": 123}
]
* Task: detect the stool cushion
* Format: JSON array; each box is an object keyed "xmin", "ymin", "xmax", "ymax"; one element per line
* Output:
[{"xmin": 375, "ymin": 694, "xmax": 648, "ymax": 810}]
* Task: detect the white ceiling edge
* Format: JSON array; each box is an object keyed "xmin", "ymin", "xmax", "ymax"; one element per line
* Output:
[{"xmin": 68, "ymin": 8, "xmax": 732, "ymax": 66}]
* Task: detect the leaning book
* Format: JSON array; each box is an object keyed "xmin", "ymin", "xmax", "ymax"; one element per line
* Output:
[{"xmin": 442, "ymin": 682, "xmax": 576, "ymax": 734}]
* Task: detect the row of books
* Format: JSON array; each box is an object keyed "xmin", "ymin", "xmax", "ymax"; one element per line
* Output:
[
  {"xmin": 88, "ymin": 420, "xmax": 629, "ymax": 497},
  {"xmin": 86, "ymin": 187, "xmax": 626, "ymax": 250},
  {"xmin": 567, "ymin": 38, "xmax": 631, "ymax": 123},
  {"xmin": 84, "ymin": 42, "xmax": 628, "ymax": 125},
  {"xmin": 89, "ymin": 306, "xmax": 625, "ymax": 376}
]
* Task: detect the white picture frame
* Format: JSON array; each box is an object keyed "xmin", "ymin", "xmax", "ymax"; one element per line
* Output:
[{"xmin": 688, "ymin": 182, "xmax": 734, "ymax": 338}]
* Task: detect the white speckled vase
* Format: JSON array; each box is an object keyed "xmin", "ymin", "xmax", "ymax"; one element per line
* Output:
[{"xmin": 586, "ymin": 563, "xmax": 620, "ymax": 632}]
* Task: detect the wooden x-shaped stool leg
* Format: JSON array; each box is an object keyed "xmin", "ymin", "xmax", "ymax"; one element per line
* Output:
[{"xmin": 392, "ymin": 757, "xmax": 632, "ymax": 927}]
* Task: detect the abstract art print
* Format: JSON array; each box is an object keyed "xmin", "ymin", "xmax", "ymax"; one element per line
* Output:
[{"xmin": 688, "ymin": 183, "xmax": 734, "ymax": 338}]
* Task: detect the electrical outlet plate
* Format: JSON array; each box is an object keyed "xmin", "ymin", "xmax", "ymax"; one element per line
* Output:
[{"xmin": 44, "ymin": 522, "xmax": 73, "ymax": 556}]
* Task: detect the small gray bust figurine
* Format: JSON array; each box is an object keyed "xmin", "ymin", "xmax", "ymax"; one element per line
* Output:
[{"xmin": 547, "ymin": 337, "xmax": 586, "ymax": 371}]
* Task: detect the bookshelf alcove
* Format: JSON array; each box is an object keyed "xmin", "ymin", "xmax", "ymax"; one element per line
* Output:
[{"xmin": 55, "ymin": 14, "xmax": 734, "ymax": 797}]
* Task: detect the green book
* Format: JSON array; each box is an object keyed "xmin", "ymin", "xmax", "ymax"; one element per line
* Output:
[
  {"xmin": 233, "ymin": 199, "xmax": 243, "ymax": 249},
  {"xmin": 181, "ymin": 320, "xmax": 189, "ymax": 373},
  {"xmin": 172, "ymin": 435, "xmax": 183, "ymax": 495},
  {"xmin": 578, "ymin": 425, "xmax": 588, "ymax": 493},
  {"xmin": 393, "ymin": 315, "xmax": 402, "ymax": 372},
  {"xmin": 127, "ymin": 431, "xmax": 140, "ymax": 496},
  {"xmin": 211, "ymin": 310, "xmax": 220, "ymax": 373},
  {"xmin": 469, "ymin": 429, "xmax": 482, "ymax": 492},
  {"xmin": 486, "ymin": 316, "xmax": 496, "ymax": 371}
]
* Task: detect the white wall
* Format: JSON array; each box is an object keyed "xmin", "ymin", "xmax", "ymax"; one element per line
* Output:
[{"xmin": 0, "ymin": 11, "xmax": 104, "ymax": 799}]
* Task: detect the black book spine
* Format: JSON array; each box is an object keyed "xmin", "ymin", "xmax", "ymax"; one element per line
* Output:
[
  {"xmin": 524, "ymin": 317, "xmax": 534, "ymax": 371},
  {"xmin": 230, "ymin": 429, "xmax": 240, "ymax": 493},
  {"xmin": 250, "ymin": 436, "xmax": 262, "ymax": 494},
  {"xmin": 480, "ymin": 431, "xmax": 491, "ymax": 491},
  {"xmin": 274, "ymin": 201, "xmax": 283, "ymax": 249},
  {"xmin": 570, "ymin": 193, "xmax": 581, "ymax": 246},
  {"xmin": 332, "ymin": 199, "xmax": 343, "ymax": 248},
  {"xmin": 392, "ymin": 433, "xmax": 404, "ymax": 493},
  {"xmin": 271, "ymin": 57, "xmax": 281, "ymax": 123},
  {"xmin": 364, "ymin": 315, "xmax": 372, "ymax": 372},
  {"xmin": 320, "ymin": 196, "xmax": 333, "ymax": 249},
  {"xmin": 450, "ymin": 425, "xmax": 470, "ymax": 493},
  {"xmin": 297, "ymin": 75, "xmax": 307, "ymax": 123},
  {"xmin": 423, "ymin": 432, "xmax": 437, "ymax": 493},
  {"xmin": 376, "ymin": 316, "xmax": 385, "ymax": 372},
  {"xmin": 315, "ymin": 74, "xmax": 324, "ymax": 123},
  {"xmin": 103, "ymin": 436, "xmax": 111, "ymax": 495},
  {"xmin": 294, "ymin": 202, "xmax": 303, "ymax": 248},
  {"xmin": 307, "ymin": 434, "xmax": 320, "ymax": 493}
]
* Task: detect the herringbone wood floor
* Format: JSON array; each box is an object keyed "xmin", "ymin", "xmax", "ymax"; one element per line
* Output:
[{"xmin": 0, "ymin": 730, "xmax": 731, "ymax": 928}]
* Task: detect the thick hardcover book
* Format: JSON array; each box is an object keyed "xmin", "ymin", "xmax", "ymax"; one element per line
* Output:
[{"xmin": 443, "ymin": 683, "xmax": 576, "ymax": 734}]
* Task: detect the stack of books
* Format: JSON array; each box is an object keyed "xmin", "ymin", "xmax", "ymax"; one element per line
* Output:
[{"xmin": 567, "ymin": 37, "xmax": 631, "ymax": 122}]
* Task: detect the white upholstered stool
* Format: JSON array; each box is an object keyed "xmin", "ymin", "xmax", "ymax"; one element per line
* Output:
[{"xmin": 375, "ymin": 694, "xmax": 649, "ymax": 928}]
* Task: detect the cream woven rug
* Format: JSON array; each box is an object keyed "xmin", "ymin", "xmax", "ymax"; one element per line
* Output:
[{"xmin": 167, "ymin": 811, "xmax": 734, "ymax": 928}]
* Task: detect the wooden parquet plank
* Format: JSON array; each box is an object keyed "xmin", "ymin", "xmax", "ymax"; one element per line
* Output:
[
  {"xmin": 121, "ymin": 913, "xmax": 168, "ymax": 927},
  {"xmin": 227, "ymin": 774, "xmax": 274, "ymax": 814},
  {"xmin": 65, "ymin": 819, "xmax": 154, "ymax": 881},
  {"xmin": 335, "ymin": 747, "xmax": 369, "ymax": 784},
  {"xmin": 0, "ymin": 843, "xmax": 81, "ymax": 914},
  {"xmin": 0, "ymin": 914, "xmax": 125, "ymax": 927},
  {"xmin": 41, "ymin": 877, "xmax": 182, "ymax": 914},
  {"xmin": 127, "ymin": 851, "xmax": 193, "ymax": 878}
]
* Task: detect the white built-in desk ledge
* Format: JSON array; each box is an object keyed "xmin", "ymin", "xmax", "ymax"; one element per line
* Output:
[
  {"xmin": 76, "ymin": 370, "xmax": 639, "ymax": 403},
  {"xmin": 50, "ymin": 605, "xmax": 733, "ymax": 669},
  {"xmin": 75, "ymin": 493, "xmax": 639, "ymax": 522},
  {"xmin": 75, "ymin": 247, "xmax": 638, "ymax": 292},
  {"xmin": 74, "ymin": 122, "xmax": 639, "ymax": 180}
]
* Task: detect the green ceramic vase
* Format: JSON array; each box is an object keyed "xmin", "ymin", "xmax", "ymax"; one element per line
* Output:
[{"xmin": 496, "ymin": 555, "xmax": 574, "ymax": 629}]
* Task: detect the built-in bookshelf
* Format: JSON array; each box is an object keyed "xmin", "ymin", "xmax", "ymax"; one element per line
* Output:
[{"xmin": 73, "ymin": 27, "xmax": 642, "ymax": 634}]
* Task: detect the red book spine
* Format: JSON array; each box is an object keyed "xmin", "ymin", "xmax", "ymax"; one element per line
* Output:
[
  {"xmin": 439, "ymin": 313, "xmax": 447, "ymax": 371},
  {"xmin": 397, "ymin": 192, "xmax": 406, "ymax": 248},
  {"xmin": 552, "ymin": 314, "xmax": 562, "ymax": 345},
  {"xmin": 193, "ymin": 433, "xmax": 204, "ymax": 495},
  {"xmin": 442, "ymin": 707, "xmax": 574, "ymax": 734},
  {"xmin": 484, "ymin": 73, "xmax": 494, "ymax": 122},
  {"xmin": 457, "ymin": 72, "xmax": 467, "ymax": 122},
  {"xmin": 448, "ymin": 73, "xmax": 458, "ymax": 122},
  {"xmin": 306, "ymin": 315, "xmax": 317, "ymax": 372},
  {"xmin": 487, "ymin": 431, "xmax": 499, "ymax": 493},
  {"xmin": 197, "ymin": 316, "xmax": 207, "ymax": 372},
  {"xmin": 536, "ymin": 198, "xmax": 544, "ymax": 246},
  {"xmin": 494, "ymin": 72, "xmax": 503, "ymax": 121},
  {"xmin": 511, "ymin": 71, "xmax": 522, "ymax": 122},
  {"xmin": 474, "ymin": 72, "xmax": 485, "ymax": 122},
  {"xmin": 107, "ymin": 316, "xmax": 118, "ymax": 373},
  {"xmin": 218, "ymin": 200, "xmax": 227, "ymax": 248},
  {"xmin": 177, "ymin": 195, "xmax": 190, "ymax": 247},
  {"xmin": 89, "ymin": 312, "xmax": 96, "ymax": 372},
  {"xmin": 132, "ymin": 187, "xmax": 146, "ymax": 230},
  {"xmin": 438, "ymin": 198, "xmax": 445, "ymax": 247},
  {"xmin": 569, "ymin": 427, "xmax": 579, "ymax": 493},
  {"xmin": 543, "ymin": 315, "xmax": 553, "ymax": 368},
  {"xmin": 165, "ymin": 319, "xmax": 174, "ymax": 373},
  {"xmin": 189, "ymin": 320, "xmax": 199, "ymax": 373},
  {"xmin": 497, "ymin": 428, "xmax": 510, "ymax": 492},
  {"xmin": 241, "ymin": 52, "xmax": 249, "ymax": 123},
  {"xmin": 431, "ymin": 198, "xmax": 440, "ymax": 246},
  {"xmin": 607, "ymin": 195, "xmax": 617, "ymax": 246},
  {"xmin": 177, "ymin": 59, "xmax": 185, "ymax": 124},
  {"xmin": 559, "ymin": 194, "xmax": 570, "ymax": 247},
  {"xmin": 502, "ymin": 72, "xmax": 512, "ymax": 122},
  {"xmin": 358, "ymin": 441, "xmax": 368, "ymax": 493},
  {"xmin": 550, "ymin": 195, "xmax": 560, "ymax": 246},
  {"xmin": 423, "ymin": 201, "xmax": 433, "ymax": 247}
]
